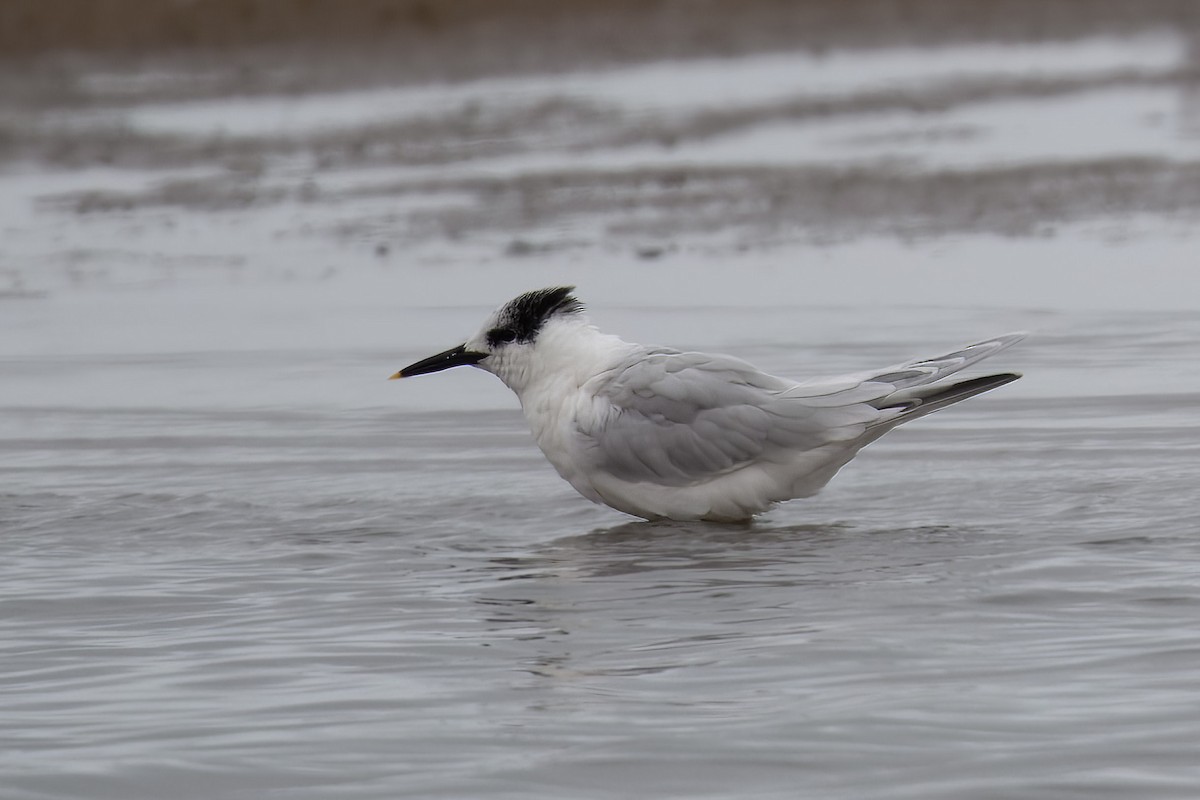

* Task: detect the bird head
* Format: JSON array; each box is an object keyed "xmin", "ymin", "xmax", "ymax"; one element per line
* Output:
[{"xmin": 390, "ymin": 286, "xmax": 587, "ymax": 390}]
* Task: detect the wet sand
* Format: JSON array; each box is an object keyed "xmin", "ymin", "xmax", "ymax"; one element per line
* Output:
[
  {"xmin": 6, "ymin": 0, "xmax": 1200, "ymax": 63},
  {"xmin": 4, "ymin": 6, "xmax": 1200, "ymax": 295}
]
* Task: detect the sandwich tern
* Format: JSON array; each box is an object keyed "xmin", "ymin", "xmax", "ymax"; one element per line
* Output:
[{"xmin": 391, "ymin": 287, "xmax": 1023, "ymax": 521}]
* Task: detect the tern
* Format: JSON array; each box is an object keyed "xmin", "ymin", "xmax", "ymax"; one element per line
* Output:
[{"xmin": 391, "ymin": 287, "xmax": 1023, "ymax": 522}]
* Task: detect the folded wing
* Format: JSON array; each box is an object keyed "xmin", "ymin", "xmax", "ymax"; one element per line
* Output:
[
  {"xmin": 577, "ymin": 333, "xmax": 1025, "ymax": 489},
  {"xmin": 579, "ymin": 350, "xmax": 890, "ymax": 487}
]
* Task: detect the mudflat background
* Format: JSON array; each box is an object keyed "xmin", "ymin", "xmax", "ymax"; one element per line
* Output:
[
  {"xmin": 5, "ymin": 1, "xmax": 1200, "ymax": 294},
  {"xmin": 3, "ymin": 3, "xmax": 1200, "ymax": 799}
]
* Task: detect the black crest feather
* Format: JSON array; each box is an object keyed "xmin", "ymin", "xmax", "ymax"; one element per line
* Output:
[{"xmin": 491, "ymin": 286, "xmax": 584, "ymax": 345}]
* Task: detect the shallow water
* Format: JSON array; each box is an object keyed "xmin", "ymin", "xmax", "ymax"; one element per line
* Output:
[
  {"xmin": 5, "ymin": 297, "xmax": 1200, "ymax": 799},
  {"xmin": 4, "ymin": 19, "xmax": 1200, "ymax": 800}
]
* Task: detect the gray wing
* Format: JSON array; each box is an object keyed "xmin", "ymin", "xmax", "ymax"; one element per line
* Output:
[
  {"xmin": 836, "ymin": 332, "xmax": 1027, "ymax": 391},
  {"xmin": 578, "ymin": 349, "xmax": 891, "ymax": 487},
  {"xmin": 577, "ymin": 333, "xmax": 1025, "ymax": 487}
]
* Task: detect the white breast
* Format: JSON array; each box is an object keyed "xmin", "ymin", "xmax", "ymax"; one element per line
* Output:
[{"xmin": 518, "ymin": 378, "xmax": 608, "ymax": 505}]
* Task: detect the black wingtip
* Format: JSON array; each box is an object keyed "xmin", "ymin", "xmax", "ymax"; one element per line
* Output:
[{"xmin": 921, "ymin": 372, "xmax": 1021, "ymax": 408}]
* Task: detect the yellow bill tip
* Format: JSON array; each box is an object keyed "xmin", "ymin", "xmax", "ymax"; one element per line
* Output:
[{"xmin": 387, "ymin": 371, "xmax": 405, "ymax": 380}]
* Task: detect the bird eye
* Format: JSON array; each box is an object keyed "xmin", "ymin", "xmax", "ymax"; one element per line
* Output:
[{"xmin": 487, "ymin": 328, "xmax": 517, "ymax": 346}]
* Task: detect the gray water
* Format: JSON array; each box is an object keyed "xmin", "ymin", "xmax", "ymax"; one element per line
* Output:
[
  {"xmin": 5, "ymin": 21, "xmax": 1200, "ymax": 800},
  {"xmin": 5, "ymin": 299, "xmax": 1200, "ymax": 799}
]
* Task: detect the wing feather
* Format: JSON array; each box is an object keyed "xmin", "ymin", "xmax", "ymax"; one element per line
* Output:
[
  {"xmin": 564, "ymin": 335, "xmax": 1022, "ymax": 510},
  {"xmin": 580, "ymin": 351, "xmax": 870, "ymax": 486},
  {"xmin": 859, "ymin": 332, "xmax": 1027, "ymax": 390},
  {"xmin": 574, "ymin": 334, "xmax": 1023, "ymax": 490}
]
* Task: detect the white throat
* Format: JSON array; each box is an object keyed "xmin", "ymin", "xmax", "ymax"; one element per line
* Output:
[{"xmin": 484, "ymin": 317, "xmax": 630, "ymax": 398}]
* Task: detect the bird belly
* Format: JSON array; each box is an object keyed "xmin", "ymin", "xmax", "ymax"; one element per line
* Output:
[
  {"xmin": 586, "ymin": 441, "xmax": 868, "ymax": 522},
  {"xmin": 585, "ymin": 467, "xmax": 775, "ymax": 521}
]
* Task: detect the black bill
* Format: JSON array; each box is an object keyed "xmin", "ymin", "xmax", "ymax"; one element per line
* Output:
[{"xmin": 389, "ymin": 343, "xmax": 487, "ymax": 379}]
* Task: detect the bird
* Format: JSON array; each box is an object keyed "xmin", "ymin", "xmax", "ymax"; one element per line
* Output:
[{"xmin": 390, "ymin": 286, "xmax": 1023, "ymax": 522}]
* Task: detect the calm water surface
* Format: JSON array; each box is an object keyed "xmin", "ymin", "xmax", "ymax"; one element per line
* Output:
[{"xmin": 4, "ymin": 300, "xmax": 1199, "ymax": 800}]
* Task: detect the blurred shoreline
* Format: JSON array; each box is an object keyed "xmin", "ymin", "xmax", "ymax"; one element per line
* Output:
[
  {"xmin": 4, "ymin": 1, "xmax": 1200, "ymax": 76},
  {"xmin": 3, "ymin": 0, "xmax": 1200, "ymax": 306}
]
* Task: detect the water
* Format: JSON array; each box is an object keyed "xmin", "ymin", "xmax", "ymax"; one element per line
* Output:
[
  {"xmin": 4, "ymin": 22, "xmax": 1200, "ymax": 800},
  {"xmin": 5, "ymin": 299, "xmax": 1200, "ymax": 799}
]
